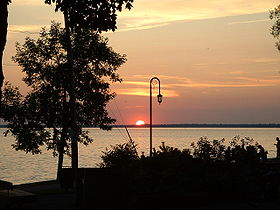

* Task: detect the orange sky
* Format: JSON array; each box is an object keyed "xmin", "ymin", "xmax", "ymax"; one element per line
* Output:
[{"xmin": 3, "ymin": 0, "xmax": 280, "ymax": 124}]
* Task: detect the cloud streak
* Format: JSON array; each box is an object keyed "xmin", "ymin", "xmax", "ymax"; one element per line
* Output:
[
  {"xmin": 10, "ymin": 0, "xmax": 278, "ymax": 32},
  {"xmin": 228, "ymin": 18, "xmax": 270, "ymax": 25},
  {"xmin": 116, "ymin": 88, "xmax": 179, "ymax": 97},
  {"xmin": 113, "ymin": 74, "xmax": 280, "ymax": 97},
  {"xmin": 116, "ymin": 0, "xmax": 279, "ymax": 31},
  {"xmin": 8, "ymin": 25, "xmax": 42, "ymax": 34}
]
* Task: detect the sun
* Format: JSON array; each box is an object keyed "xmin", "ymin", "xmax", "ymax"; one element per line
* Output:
[{"xmin": 136, "ymin": 120, "xmax": 145, "ymax": 126}]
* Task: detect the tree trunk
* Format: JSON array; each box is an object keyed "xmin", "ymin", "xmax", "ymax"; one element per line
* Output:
[
  {"xmin": 57, "ymin": 144, "xmax": 64, "ymax": 180},
  {"xmin": 57, "ymin": 89, "xmax": 69, "ymax": 180},
  {"xmin": 0, "ymin": 0, "xmax": 9, "ymax": 106},
  {"xmin": 57, "ymin": 127, "xmax": 67, "ymax": 180},
  {"xmin": 63, "ymin": 10, "xmax": 79, "ymax": 186}
]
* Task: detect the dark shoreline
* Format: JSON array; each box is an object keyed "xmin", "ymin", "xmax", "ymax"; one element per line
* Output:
[{"xmin": 113, "ymin": 123, "xmax": 280, "ymax": 128}]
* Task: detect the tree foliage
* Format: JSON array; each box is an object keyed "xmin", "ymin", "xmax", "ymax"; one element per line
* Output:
[
  {"xmin": 100, "ymin": 140, "xmax": 139, "ymax": 168},
  {"xmin": 1, "ymin": 22, "xmax": 126, "ymax": 159},
  {"xmin": 191, "ymin": 137, "xmax": 226, "ymax": 161},
  {"xmin": 44, "ymin": 0, "xmax": 133, "ymax": 32},
  {"xmin": 270, "ymin": 5, "xmax": 280, "ymax": 52}
]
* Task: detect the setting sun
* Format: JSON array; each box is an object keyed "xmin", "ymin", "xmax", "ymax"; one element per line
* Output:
[{"xmin": 136, "ymin": 120, "xmax": 145, "ymax": 126}]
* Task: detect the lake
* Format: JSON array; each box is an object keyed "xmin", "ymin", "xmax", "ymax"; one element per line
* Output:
[{"xmin": 0, "ymin": 127, "xmax": 279, "ymax": 184}]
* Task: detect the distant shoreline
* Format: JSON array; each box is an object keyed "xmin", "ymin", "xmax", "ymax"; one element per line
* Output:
[
  {"xmin": 114, "ymin": 124, "xmax": 280, "ymax": 128},
  {"xmin": 1, "ymin": 124, "xmax": 279, "ymax": 129}
]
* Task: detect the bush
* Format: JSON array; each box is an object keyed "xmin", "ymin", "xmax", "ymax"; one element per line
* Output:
[
  {"xmin": 99, "ymin": 139, "xmax": 139, "ymax": 168},
  {"xmin": 191, "ymin": 137, "xmax": 226, "ymax": 161},
  {"xmin": 98, "ymin": 136, "xmax": 274, "ymax": 201}
]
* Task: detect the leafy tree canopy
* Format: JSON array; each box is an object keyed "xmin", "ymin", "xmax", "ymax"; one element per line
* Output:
[
  {"xmin": 270, "ymin": 5, "xmax": 280, "ymax": 52},
  {"xmin": 44, "ymin": 0, "xmax": 133, "ymax": 32},
  {"xmin": 1, "ymin": 22, "xmax": 126, "ymax": 156}
]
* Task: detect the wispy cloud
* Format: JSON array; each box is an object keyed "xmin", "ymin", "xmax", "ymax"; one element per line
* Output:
[
  {"xmin": 116, "ymin": 17, "xmax": 173, "ymax": 32},
  {"xmin": 244, "ymin": 58, "xmax": 280, "ymax": 64},
  {"xmin": 8, "ymin": 25, "xmax": 42, "ymax": 34},
  {"xmin": 172, "ymin": 76, "xmax": 280, "ymax": 88},
  {"xmin": 113, "ymin": 74, "xmax": 280, "ymax": 97},
  {"xmin": 116, "ymin": 0, "xmax": 278, "ymax": 31},
  {"xmin": 191, "ymin": 58, "xmax": 280, "ymax": 69},
  {"xmin": 123, "ymin": 81, "xmax": 148, "ymax": 86},
  {"xmin": 11, "ymin": 0, "xmax": 278, "ymax": 32},
  {"xmin": 116, "ymin": 88, "xmax": 179, "ymax": 97},
  {"xmin": 228, "ymin": 18, "xmax": 270, "ymax": 25}
]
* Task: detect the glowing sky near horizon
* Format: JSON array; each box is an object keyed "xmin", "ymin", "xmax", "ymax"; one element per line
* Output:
[{"xmin": 3, "ymin": 0, "xmax": 280, "ymax": 124}]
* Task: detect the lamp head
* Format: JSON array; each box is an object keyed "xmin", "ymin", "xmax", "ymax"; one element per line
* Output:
[{"xmin": 157, "ymin": 94, "xmax": 163, "ymax": 104}]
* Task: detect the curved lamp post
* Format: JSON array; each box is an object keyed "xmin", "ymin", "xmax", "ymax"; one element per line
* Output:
[{"xmin": 150, "ymin": 77, "xmax": 163, "ymax": 156}]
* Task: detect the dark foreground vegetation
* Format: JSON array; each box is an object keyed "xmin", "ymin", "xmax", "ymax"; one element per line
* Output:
[
  {"xmin": 58, "ymin": 137, "xmax": 280, "ymax": 208},
  {"xmin": 2, "ymin": 136, "xmax": 280, "ymax": 209}
]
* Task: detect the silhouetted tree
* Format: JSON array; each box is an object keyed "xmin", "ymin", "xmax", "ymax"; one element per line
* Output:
[
  {"xmin": 44, "ymin": 0, "xmax": 134, "ymax": 32},
  {"xmin": 270, "ymin": 5, "xmax": 280, "ymax": 52},
  {"xmin": 0, "ymin": 0, "xmax": 11, "ymax": 107},
  {"xmin": 44, "ymin": 0, "xmax": 134, "ymax": 178},
  {"xmin": 1, "ymin": 22, "xmax": 126, "ymax": 178}
]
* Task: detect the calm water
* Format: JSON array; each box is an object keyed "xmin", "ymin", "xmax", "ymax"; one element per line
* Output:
[{"xmin": 0, "ymin": 127, "xmax": 279, "ymax": 184}]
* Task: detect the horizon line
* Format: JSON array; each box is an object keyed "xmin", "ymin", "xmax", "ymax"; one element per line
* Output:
[
  {"xmin": 1, "ymin": 123, "xmax": 279, "ymax": 129},
  {"xmin": 113, "ymin": 123, "xmax": 280, "ymax": 128}
]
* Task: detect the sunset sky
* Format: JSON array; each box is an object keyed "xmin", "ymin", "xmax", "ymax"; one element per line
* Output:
[{"xmin": 3, "ymin": 0, "xmax": 280, "ymax": 125}]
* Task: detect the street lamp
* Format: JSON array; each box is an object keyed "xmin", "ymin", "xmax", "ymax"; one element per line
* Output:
[{"xmin": 150, "ymin": 77, "xmax": 163, "ymax": 156}]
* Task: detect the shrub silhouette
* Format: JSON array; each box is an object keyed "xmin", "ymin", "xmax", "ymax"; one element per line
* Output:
[
  {"xmin": 191, "ymin": 137, "xmax": 226, "ymax": 161},
  {"xmin": 100, "ymin": 139, "xmax": 139, "ymax": 168},
  {"xmin": 98, "ymin": 136, "xmax": 276, "ymax": 203}
]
